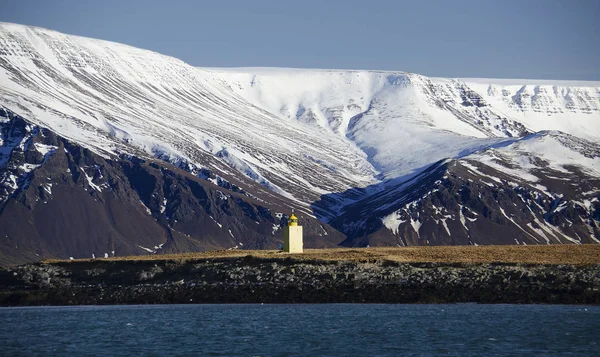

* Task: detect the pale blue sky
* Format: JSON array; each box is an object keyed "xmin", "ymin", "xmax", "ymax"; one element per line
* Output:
[{"xmin": 1, "ymin": 0, "xmax": 599, "ymax": 80}]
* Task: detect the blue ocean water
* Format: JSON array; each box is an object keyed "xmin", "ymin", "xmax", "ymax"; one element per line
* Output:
[{"xmin": 0, "ymin": 304, "xmax": 598, "ymax": 356}]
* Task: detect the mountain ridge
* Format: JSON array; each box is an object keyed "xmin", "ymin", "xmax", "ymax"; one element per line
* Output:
[
  {"xmin": 206, "ymin": 67, "xmax": 600, "ymax": 87},
  {"xmin": 1, "ymin": 22, "xmax": 599, "ymax": 264}
]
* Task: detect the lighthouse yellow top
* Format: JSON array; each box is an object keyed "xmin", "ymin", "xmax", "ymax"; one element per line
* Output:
[{"xmin": 288, "ymin": 213, "xmax": 298, "ymax": 226}]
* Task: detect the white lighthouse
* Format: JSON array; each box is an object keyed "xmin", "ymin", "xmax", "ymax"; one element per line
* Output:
[{"xmin": 282, "ymin": 209, "xmax": 303, "ymax": 253}]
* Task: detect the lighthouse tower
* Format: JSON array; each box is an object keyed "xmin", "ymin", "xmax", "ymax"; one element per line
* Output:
[{"xmin": 283, "ymin": 209, "xmax": 303, "ymax": 253}]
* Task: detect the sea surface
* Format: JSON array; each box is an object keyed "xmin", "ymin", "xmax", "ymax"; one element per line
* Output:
[{"xmin": 0, "ymin": 304, "xmax": 598, "ymax": 356}]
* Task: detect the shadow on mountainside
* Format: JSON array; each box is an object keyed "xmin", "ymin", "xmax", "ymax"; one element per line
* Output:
[
  {"xmin": 311, "ymin": 159, "xmax": 451, "ymax": 247},
  {"xmin": 309, "ymin": 133, "xmax": 551, "ymax": 247}
]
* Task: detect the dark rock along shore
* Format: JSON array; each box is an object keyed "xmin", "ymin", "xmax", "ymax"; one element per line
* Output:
[{"xmin": 1, "ymin": 257, "xmax": 599, "ymax": 306}]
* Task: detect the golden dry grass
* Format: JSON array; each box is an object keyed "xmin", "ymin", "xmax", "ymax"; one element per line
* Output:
[{"xmin": 43, "ymin": 244, "xmax": 600, "ymax": 265}]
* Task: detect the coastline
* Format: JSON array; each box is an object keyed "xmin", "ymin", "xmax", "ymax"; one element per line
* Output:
[{"xmin": 1, "ymin": 246, "xmax": 599, "ymax": 306}]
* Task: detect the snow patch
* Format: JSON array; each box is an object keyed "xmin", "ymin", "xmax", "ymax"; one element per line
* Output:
[
  {"xmin": 160, "ymin": 198, "xmax": 167, "ymax": 214},
  {"xmin": 410, "ymin": 217, "xmax": 422, "ymax": 238},
  {"xmin": 381, "ymin": 211, "xmax": 407, "ymax": 235},
  {"xmin": 33, "ymin": 143, "xmax": 57, "ymax": 158},
  {"xmin": 79, "ymin": 167, "xmax": 103, "ymax": 192}
]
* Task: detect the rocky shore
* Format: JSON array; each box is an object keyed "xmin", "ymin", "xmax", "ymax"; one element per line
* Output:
[{"xmin": 1, "ymin": 255, "xmax": 599, "ymax": 305}]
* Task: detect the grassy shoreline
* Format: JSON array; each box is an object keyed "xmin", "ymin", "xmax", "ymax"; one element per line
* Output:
[{"xmin": 43, "ymin": 244, "xmax": 600, "ymax": 266}]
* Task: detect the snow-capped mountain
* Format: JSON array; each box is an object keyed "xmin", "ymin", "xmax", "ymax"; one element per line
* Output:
[
  {"xmin": 0, "ymin": 23, "xmax": 599, "ymax": 264},
  {"xmin": 328, "ymin": 131, "xmax": 600, "ymax": 246}
]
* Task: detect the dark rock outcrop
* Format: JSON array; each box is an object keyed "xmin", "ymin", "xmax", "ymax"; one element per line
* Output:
[{"xmin": 1, "ymin": 258, "xmax": 598, "ymax": 305}]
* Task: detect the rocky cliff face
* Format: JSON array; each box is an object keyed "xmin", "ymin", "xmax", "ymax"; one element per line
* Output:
[{"xmin": 0, "ymin": 109, "xmax": 343, "ymax": 265}]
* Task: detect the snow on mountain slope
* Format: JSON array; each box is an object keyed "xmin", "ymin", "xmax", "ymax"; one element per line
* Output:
[
  {"xmin": 462, "ymin": 78, "xmax": 600, "ymax": 141},
  {"xmin": 0, "ymin": 109, "xmax": 345, "ymax": 265},
  {"xmin": 329, "ymin": 131, "xmax": 600, "ymax": 246},
  {"xmin": 210, "ymin": 68, "xmax": 599, "ymax": 182},
  {"xmin": 0, "ymin": 23, "xmax": 378, "ymax": 211},
  {"xmin": 212, "ymin": 69, "xmax": 513, "ymax": 181},
  {"xmin": 466, "ymin": 131, "xmax": 600, "ymax": 185},
  {"xmin": 211, "ymin": 68, "xmax": 488, "ymax": 138},
  {"xmin": 1, "ymin": 22, "xmax": 599, "ymax": 223}
]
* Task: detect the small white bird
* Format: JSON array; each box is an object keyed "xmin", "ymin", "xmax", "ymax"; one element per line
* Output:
[{"xmin": 104, "ymin": 253, "xmax": 109, "ymax": 258}]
